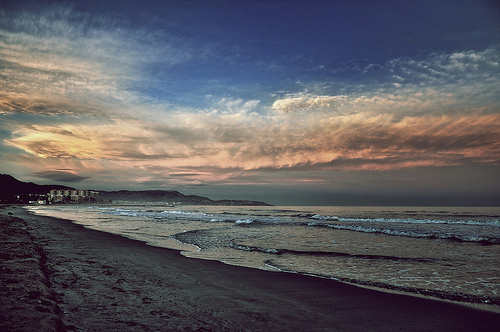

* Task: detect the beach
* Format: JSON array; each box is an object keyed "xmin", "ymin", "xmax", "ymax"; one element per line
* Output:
[{"xmin": 1, "ymin": 206, "xmax": 499, "ymax": 331}]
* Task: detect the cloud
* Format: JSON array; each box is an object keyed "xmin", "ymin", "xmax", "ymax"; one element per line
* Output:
[
  {"xmin": 1, "ymin": 3, "xmax": 498, "ymax": 191},
  {"xmin": 7, "ymin": 104, "xmax": 499, "ymax": 175},
  {"xmin": 33, "ymin": 170, "xmax": 91, "ymax": 182},
  {"xmin": 0, "ymin": 91, "xmax": 112, "ymax": 117},
  {"xmin": 0, "ymin": 4, "xmax": 194, "ymax": 118},
  {"xmin": 386, "ymin": 48, "xmax": 500, "ymax": 84},
  {"xmin": 272, "ymin": 95, "xmax": 347, "ymax": 113}
]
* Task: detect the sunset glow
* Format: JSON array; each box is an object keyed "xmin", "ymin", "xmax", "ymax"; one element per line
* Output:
[{"xmin": 1, "ymin": 1, "xmax": 499, "ymax": 205}]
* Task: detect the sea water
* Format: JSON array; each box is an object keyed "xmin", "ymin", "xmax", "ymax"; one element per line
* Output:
[{"xmin": 27, "ymin": 205, "xmax": 500, "ymax": 307}]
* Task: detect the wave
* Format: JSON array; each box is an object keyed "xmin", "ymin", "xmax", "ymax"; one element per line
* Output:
[
  {"xmin": 310, "ymin": 214, "xmax": 500, "ymax": 226},
  {"xmin": 98, "ymin": 208, "xmax": 222, "ymax": 221},
  {"xmin": 231, "ymin": 244, "xmax": 437, "ymax": 263},
  {"xmin": 95, "ymin": 207, "xmax": 499, "ymax": 226},
  {"xmin": 306, "ymin": 222, "xmax": 500, "ymax": 244},
  {"xmin": 93, "ymin": 207, "xmax": 500, "ymax": 244},
  {"xmin": 263, "ymin": 260, "xmax": 500, "ymax": 306},
  {"xmin": 96, "ymin": 207, "xmax": 284, "ymax": 225}
]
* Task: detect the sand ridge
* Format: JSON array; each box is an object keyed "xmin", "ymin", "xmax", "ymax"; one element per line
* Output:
[{"xmin": 0, "ymin": 208, "xmax": 63, "ymax": 331}]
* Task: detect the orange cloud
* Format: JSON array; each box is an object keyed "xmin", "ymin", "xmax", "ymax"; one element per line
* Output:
[{"xmin": 7, "ymin": 109, "xmax": 499, "ymax": 175}]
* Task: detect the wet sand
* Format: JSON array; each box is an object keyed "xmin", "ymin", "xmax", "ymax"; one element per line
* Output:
[{"xmin": 1, "ymin": 205, "xmax": 499, "ymax": 331}]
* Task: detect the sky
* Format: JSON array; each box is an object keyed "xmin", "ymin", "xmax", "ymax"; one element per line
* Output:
[{"xmin": 1, "ymin": 0, "xmax": 499, "ymax": 206}]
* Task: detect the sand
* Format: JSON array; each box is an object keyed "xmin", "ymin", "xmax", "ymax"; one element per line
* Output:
[{"xmin": 1, "ymin": 205, "xmax": 499, "ymax": 331}]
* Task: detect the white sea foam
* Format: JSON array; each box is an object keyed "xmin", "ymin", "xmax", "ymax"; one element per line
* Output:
[
  {"xmin": 235, "ymin": 219, "xmax": 254, "ymax": 224},
  {"xmin": 310, "ymin": 214, "xmax": 338, "ymax": 220},
  {"xmin": 92, "ymin": 207, "xmax": 500, "ymax": 243},
  {"xmin": 307, "ymin": 214, "xmax": 500, "ymax": 227}
]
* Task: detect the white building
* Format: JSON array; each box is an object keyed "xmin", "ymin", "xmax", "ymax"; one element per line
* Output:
[{"xmin": 48, "ymin": 189, "xmax": 100, "ymax": 203}]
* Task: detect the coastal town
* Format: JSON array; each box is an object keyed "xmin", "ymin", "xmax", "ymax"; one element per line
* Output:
[
  {"xmin": 46, "ymin": 189, "xmax": 101, "ymax": 204},
  {"xmin": 0, "ymin": 174, "xmax": 270, "ymax": 206},
  {"xmin": 1, "ymin": 188, "xmax": 102, "ymax": 205}
]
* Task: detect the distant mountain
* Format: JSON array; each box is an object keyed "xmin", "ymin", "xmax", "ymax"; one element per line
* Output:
[
  {"xmin": 0, "ymin": 174, "xmax": 74, "ymax": 195},
  {"xmin": 99, "ymin": 190, "xmax": 271, "ymax": 206},
  {"xmin": 0, "ymin": 174, "xmax": 271, "ymax": 206}
]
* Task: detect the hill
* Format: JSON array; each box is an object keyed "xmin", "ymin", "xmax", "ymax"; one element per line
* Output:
[
  {"xmin": 0, "ymin": 174, "xmax": 271, "ymax": 206},
  {"xmin": 99, "ymin": 190, "xmax": 271, "ymax": 206},
  {"xmin": 0, "ymin": 174, "xmax": 74, "ymax": 195}
]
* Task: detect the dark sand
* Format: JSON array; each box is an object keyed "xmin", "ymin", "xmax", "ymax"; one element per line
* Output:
[{"xmin": 1, "ymin": 206, "xmax": 499, "ymax": 331}]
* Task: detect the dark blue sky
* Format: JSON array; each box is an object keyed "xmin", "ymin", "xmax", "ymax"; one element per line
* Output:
[{"xmin": 1, "ymin": 0, "xmax": 499, "ymax": 205}]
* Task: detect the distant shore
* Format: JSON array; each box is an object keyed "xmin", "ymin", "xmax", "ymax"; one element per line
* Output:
[{"xmin": 1, "ymin": 205, "xmax": 499, "ymax": 331}]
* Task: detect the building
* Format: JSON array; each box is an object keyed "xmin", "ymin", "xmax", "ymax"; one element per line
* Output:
[{"xmin": 47, "ymin": 189, "xmax": 100, "ymax": 203}]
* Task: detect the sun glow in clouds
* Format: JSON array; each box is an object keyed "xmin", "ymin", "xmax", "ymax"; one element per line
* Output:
[
  {"xmin": 1, "ymin": 1, "xmax": 499, "ymax": 204},
  {"xmin": 8, "ymin": 104, "xmax": 500, "ymax": 170}
]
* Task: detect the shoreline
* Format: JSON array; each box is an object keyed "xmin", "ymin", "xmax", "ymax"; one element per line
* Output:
[
  {"xmin": 2, "ymin": 205, "xmax": 500, "ymax": 331},
  {"xmin": 259, "ymin": 262, "xmax": 500, "ymax": 315},
  {"xmin": 28, "ymin": 203, "xmax": 500, "ymax": 312},
  {"xmin": 260, "ymin": 265, "xmax": 500, "ymax": 314}
]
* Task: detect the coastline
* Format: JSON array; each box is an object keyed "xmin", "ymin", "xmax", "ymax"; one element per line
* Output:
[{"xmin": 2, "ymin": 205, "xmax": 499, "ymax": 331}]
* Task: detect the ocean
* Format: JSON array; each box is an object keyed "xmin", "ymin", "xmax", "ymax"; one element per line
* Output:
[{"xmin": 27, "ymin": 204, "xmax": 500, "ymax": 307}]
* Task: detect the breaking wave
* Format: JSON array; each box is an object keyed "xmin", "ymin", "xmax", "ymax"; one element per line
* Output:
[
  {"xmin": 306, "ymin": 222, "xmax": 500, "ymax": 244},
  {"xmin": 231, "ymin": 244, "xmax": 437, "ymax": 263},
  {"xmin": 92, "ymin": 207, "xmax": 500, "ymax": 244},
  {"xmin": 263, "ymin": 260, "xmax": 500, "ymax": 306}
]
